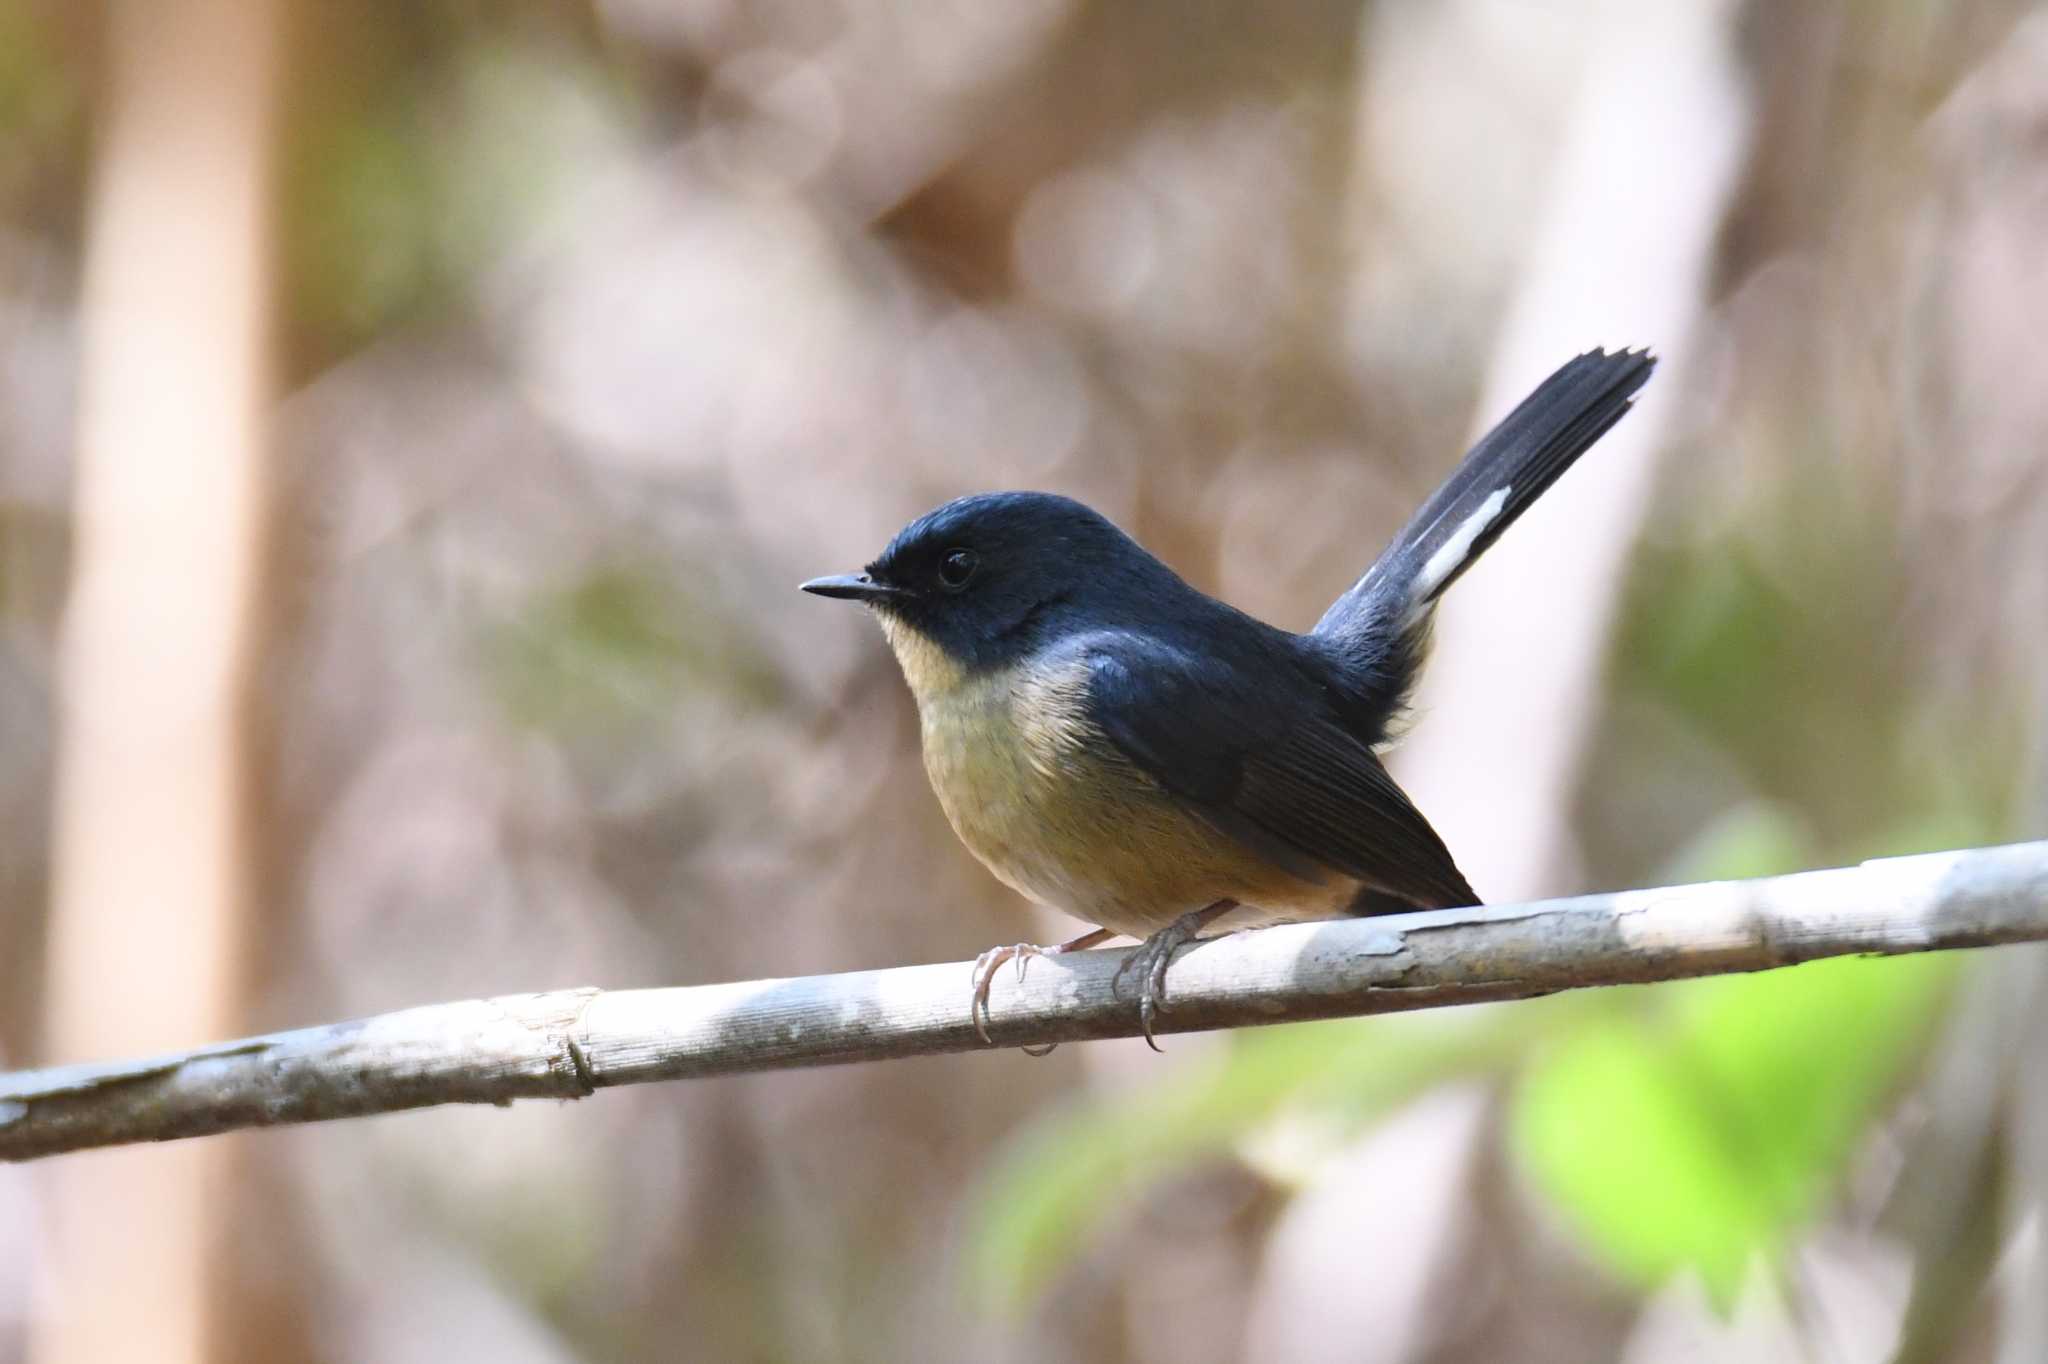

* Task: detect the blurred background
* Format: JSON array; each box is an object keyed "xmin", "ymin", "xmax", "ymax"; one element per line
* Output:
[{"xmin": 2, "ymin": 1, "xmax": 2046, "ymax": 1360}]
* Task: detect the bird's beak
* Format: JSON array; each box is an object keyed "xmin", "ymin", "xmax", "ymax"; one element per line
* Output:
[{"xmin": 799, "ymin": 573, "xmax": 902, "ymax": 603}]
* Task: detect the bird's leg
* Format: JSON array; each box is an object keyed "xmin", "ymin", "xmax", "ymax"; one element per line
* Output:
[
  {"xmin": 971, "ymin": 928, "xmax": 1116, "ymax": 1047},
  {"xmin": 1112, "ymin": 900, "xmax": 1237, "ymax": 1051}
]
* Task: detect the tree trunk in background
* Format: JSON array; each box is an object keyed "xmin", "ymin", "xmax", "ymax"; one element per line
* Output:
[
  {"xmin": 1389, "ymin": 0, "xmax": 1752, "ymax": 904},
  {"xmin": 32, "ymin": 1, "xmax": 281, "ymax": 1362}
]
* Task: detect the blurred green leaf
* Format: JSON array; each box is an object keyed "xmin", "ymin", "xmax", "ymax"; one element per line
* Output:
[
  {"xmin": 0, "ymin": 3, "xmax": 68, "ymax": 137},
  {"xmin": 968, "ymin": 1002, "xmax": 1585, "ymax": 1314},
  {"xmin": 1514, "ymin": 953, "xmax": 1952, "ymax": 1306},
  {"xmin": 292, "ymin": 104, "xmax": 445, "ymax": 342},
  {"xmin": 1515, "ymin": 1025, "xmax": 1767, "ymax": 1302},
  {"xmin": 1658, "ymin": 801, "xmax": 1817, "ymax": 886},
  {"xmin": 481, "ymin": 562, "xmax": 783, "ymax": 740},
  {"xmin": 1610, "ymin": 475, "xmax": 2029, "ymax": 862},
  {"xmin": 287, "ymin": 32, "xmax": 639, "ymax": 354},
  {"xmin": 1511, "ymin": 806, "xmax": 1958, "ymax": 1308}
]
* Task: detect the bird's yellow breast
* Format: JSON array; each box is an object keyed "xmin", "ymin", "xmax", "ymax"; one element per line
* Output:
[{"xmin": 879, "ymin": 618, "xmax": 1344, "ymax": 938}]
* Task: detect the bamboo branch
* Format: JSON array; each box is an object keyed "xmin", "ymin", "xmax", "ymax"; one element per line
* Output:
[{"xmin": 5, "ymin": 841, "xmax": 2046, "ymax": 1162}]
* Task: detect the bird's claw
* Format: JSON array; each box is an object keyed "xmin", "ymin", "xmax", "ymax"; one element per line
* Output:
[
  {"xmin": 971, "ymin": 943, "xmax": 1048, "ymax": 1047},
  {"xmin": 1111, "ymin": 910, "xmax": 1211, "ymax": 1052},
  {"xmin": 970, "ymin": 929, "xmax": 1115, "ymax": 1053}
]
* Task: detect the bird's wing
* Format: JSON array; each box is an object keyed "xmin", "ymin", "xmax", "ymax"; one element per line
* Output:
[{"xmin": 1082, "ymin": 636, "xmax": 1478, "ymax": 910}]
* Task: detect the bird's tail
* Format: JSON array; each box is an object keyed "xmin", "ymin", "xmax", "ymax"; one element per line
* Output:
[{"xmin": 1312, "ymin": 348, "xmax": 1655, "ymax": 705}]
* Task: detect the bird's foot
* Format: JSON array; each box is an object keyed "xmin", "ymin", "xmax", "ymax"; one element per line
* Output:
[
  {"xmin": 970, "ymin": 929, "xmax": 1113, "ymax": 1051},
  {"xmin": 970, "ymin": 943, "xmax": 1046, "ymax": 1047},
  {"xmin": 1111, "ymin": 900, "xmax": 1236, "ymax": 1051}
]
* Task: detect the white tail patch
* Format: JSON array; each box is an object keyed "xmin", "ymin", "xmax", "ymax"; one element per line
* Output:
[{"xmin": 1414, "ymin": 485, "xmax": 1509, "ymax": 604}]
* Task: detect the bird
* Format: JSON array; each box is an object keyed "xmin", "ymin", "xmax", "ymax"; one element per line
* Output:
[{"xmin": 802, "ymin": 347, "xmax": 1655, "ymax": 1048}]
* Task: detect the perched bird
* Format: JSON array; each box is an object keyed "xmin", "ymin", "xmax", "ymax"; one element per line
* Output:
[{"xmin": 803, "ymin": 348, "xmax": 1654, "ymax": 1047}]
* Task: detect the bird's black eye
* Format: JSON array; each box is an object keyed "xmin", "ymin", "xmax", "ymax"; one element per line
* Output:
[{"xmin": 937, "ymin": 548, "xmax": 979, "ymax": 591}]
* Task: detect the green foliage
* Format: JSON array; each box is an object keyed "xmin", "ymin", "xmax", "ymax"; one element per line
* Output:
[
  {"xmin": 1514, "ymin": 954, "xmax": 1952, "ymax": 1306},
  {"xmin": 967, "ymin": 1002, "xmax": 1584, "ymax": 1314},
  {"xmin": 1513, "ymin": 473, "xmax": 2019, "ymax": 1308},
  {"xmin": 0, "ymin": 2, "xmax": 70, "ymax": 143},
  {"xmin": 481, "ymin": 563, "xmax": 783, "ymax": 742},
  {"xmin": 0, "ymin": 0, "xmax": 81, "ymax": 219},
  {"xmin": 287, "ymin": 29, "xmax": 640, "ymax": 356},
  {"xmin": 1513, "ymin": 804, "xmax": 1960, "ymax": 1307},
  {"xmin": 292, "ymin": 102, "xmax": 447, "ymax": 343},
  {"xmin": 1612, "ymin": 477, "xmax": 2028, "ymax": 854}
]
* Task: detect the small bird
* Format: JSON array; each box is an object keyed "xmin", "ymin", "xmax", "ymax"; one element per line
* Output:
[{"xmin": 803, "ymin": 348, "xmax": 1654, "ymax": 1047}]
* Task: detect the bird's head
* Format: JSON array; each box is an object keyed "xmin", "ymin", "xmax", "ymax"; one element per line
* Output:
[{"xmin": 802, "ymin": 492, "xmax": 1167, "ymax": 693}]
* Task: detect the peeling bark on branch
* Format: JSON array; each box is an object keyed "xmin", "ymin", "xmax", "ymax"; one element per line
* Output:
[{"xmin": 5, "ymin": 841, "xmax": 2046, "ymax": 1162}]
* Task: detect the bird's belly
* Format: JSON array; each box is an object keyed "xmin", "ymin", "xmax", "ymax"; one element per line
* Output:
[{"xmin": 917, "ymin": 666, "xmax": 1348, "ymax": 939}]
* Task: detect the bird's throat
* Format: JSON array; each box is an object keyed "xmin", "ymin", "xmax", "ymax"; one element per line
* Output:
[{"xmin": 877, "ymin": 612, "xmax": 970, "ymax": 703}]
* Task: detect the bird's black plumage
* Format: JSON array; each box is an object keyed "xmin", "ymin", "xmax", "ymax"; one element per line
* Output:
[
  {"xmin": 1079, "ymin": 631, "xmax": 1477, "ymax": 908},
  {"xmin": 802, "ymin": 347, "xmax": 1654, "ymax": 1037},
  {"xmin": 1314, "ymin": 348, "xmax": 1657, "ymax": 721}
]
